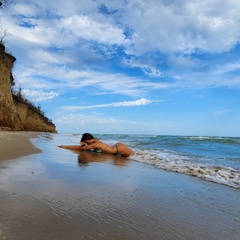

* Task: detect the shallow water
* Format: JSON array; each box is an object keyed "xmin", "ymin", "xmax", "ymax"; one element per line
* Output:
[
  {"xmin": 57, "ymin": 134, "xmax": 240, "ymax": 189},
  {"xmin": 0, "ymin": 133, "xmax": 240, "ymax": 240}
]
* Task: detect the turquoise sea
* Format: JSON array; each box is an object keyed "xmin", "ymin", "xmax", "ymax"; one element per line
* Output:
[{"xmin": 55, "ymin": 133, "xmax": 240, "ymax": 189}]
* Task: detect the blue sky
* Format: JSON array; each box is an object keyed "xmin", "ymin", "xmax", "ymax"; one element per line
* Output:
[{"xmin": 1, "ymin": 0, "xmax": 240, "ymax": 136}]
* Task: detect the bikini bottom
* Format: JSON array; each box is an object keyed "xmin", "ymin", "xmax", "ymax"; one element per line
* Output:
[{"xmin": 115, "ymin": 143, "xmax": 122, "ymax": 156}]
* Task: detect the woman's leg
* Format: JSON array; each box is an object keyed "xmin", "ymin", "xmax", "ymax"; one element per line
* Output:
[{"xmin": 116, "ymin": 143, "xmax": 135, "ymax": 157}]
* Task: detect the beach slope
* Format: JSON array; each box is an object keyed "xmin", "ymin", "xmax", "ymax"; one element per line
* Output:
[{"xmin": 0, "ymin": 131, "xmax": 41, "ymax": 161}]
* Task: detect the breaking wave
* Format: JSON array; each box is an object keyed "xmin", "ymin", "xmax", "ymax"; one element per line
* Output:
[{"xmin": 131, "ymin": 149, "xmax": 240, "ymax": 189}]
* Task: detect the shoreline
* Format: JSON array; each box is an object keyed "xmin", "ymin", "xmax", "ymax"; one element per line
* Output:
[
  {"xmin": 0, "ymin": 131, "xmax": 42, "ymax": 161},
  {"xmin": 0, "ymin": 133, "xmax": 239, "ymax": 239}
]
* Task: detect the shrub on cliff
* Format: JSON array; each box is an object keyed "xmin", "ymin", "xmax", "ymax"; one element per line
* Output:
[{"xmin": 12, "ymin": 87, "xmax": 54, "ymax": 125}]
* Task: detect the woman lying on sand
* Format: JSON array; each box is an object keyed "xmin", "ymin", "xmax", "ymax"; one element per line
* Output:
[{"xmin": 58, "ymin": 133, "xmax": 135, "ymax": 157}]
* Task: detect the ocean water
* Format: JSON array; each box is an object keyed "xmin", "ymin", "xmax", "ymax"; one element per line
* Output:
[{"xmin": 59, "ymin": 133, "xmax": 240, "ymax": 189}]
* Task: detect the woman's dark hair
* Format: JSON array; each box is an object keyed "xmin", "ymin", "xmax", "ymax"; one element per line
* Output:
[{"xmin": 81, "ymin": 133, "xmax": 94, "ymax": 142}]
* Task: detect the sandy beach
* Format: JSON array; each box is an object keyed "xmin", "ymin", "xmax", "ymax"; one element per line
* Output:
[
  {"xmin": 0, "ymin": 131, "xmax": 41, "ymax": 161},
  {"xmin": 0, "ymin": 132, "xmax": 240, "ymax": 240}
]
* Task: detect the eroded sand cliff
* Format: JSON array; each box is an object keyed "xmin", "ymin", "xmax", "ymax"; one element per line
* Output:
[{"xmin": 0, "ymin": 44, "xmax": 57, "ymax": 132}]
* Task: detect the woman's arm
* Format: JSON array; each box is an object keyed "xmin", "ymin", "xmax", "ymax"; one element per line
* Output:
[
  {"xmin": 58, "ymin": 140, "xmax": 98, "ymax": 151},
  {"xmin": 58, "ymin": 145, "xmax": 92, "ymax": 150}
]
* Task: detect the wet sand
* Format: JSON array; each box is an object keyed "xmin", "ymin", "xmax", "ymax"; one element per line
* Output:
[
  {"xmin": 0, "ymin": 133, "xmax": 240, "ymax": 240},
  {"xmin": 0, "ymin": 131, "xmax": 41, "ymax": 161}
]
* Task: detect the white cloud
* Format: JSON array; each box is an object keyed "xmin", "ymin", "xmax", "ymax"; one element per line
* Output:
[
  {"xmin": 60, "ymin": 15, "xmax": 128, "ymax": 45},
  {"xmin": 13, "ymin": 62, "xmax": 170, "ymax": 97},
  {"xmin": 121, "ymin": 0, "xmax": 240, "ymax": 54},
  {"xmin": 61, "ymin": 98, "xmax": 161, "ymax": 111},
  {"xmin": 4, "ymin": 0, "xmax": 240, "ymax": 55},
  {"xmin": 11, "ymin": 3, "xmax": 40, "ymax": 17},
  {"xmin": 123, "ymin": 57, "xmax": 163, "ymax": 77},
  {"xmin": 213, "ymin": 61, "xmax": 240, "ymax": 75},
  {"xmin": 2, "ymin": 0, "xmax": 240, "ymax": 97},
  {"xmin": 22, "ymin": 89, "xmax": 60, "ymax": 102}
]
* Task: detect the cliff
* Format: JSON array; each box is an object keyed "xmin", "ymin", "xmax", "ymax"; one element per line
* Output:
[{"xmin": 0, "ymin": 43, "xmax": 57, "ymax": 132}]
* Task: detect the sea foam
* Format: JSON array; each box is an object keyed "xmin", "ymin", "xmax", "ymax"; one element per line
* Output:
[{"xmin": 131, "ymin": 150, "xmax": 240, "ymax": 189}]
